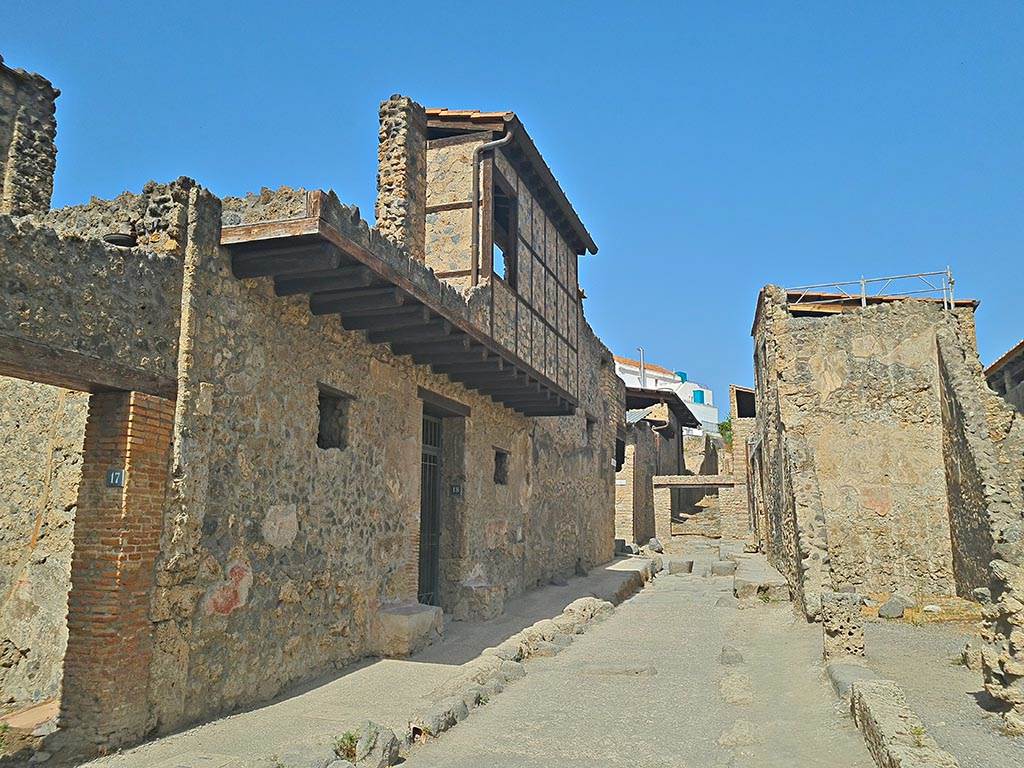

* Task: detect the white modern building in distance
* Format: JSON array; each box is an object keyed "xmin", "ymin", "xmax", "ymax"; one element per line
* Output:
[{"xmin": 614, "ymin": 354, "xmax": 720, "ymax": 436}]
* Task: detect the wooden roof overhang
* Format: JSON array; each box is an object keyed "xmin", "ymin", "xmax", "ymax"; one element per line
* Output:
[
  {"xmin": 624, "ymin": 386, "xmax": 701, "ymax": 429},
  {"xmin": 221, "ymin": 190, "xmax": 576, "ymax": 417}
]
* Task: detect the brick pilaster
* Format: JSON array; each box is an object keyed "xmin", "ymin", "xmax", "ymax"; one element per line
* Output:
[{"xmin": 58, "ymin": 391, "xmax": 174, "ymax": 752}]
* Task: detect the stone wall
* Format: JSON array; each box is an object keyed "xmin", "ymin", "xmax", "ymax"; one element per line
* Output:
[
  {"xmin": 935, "ymin": 323, "xmax": 1024, "ymax": 734},
  {"xmin": 0, "ymin": 181, "xmax": 186, "ymax": 395},
  {"xmin": 614, "ymin": 422, "xmax": 656, "ymax": 545},
  {"xmin": 139, "ymin": 186, "xmax": 617, "ymax": 735},
  {"xmin": 0, "ymin": 378, "xmax": 87, "ymax": 710},
  {"xmin": 751, "ymin": 287, "xmax": 971, "ymax": 610},
  {"xmin": 720, "ymin": 414, "xmax": 754, "ymax": 541},
  {"xmin": 0, "ymin": 56, "xmax": 58, "ymax": 216},
  {"xmin": 377, "ymin": 96, "xmax": 427, "ymax": 261}
]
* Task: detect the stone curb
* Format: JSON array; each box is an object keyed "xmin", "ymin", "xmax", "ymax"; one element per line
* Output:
[
  {"xmin": 402, "ymin": 556, "xmax": 662, "ymax": 757},
  {"xmin": 848, "ymin": 679, "xmax": 960, "ymax": 768}
]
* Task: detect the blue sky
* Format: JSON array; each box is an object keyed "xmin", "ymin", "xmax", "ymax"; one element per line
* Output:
[{"xmin": 4, "ymin": 2, "xmax": 1021, "ymax": 410}]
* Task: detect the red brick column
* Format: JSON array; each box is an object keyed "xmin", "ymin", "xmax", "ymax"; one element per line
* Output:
[{"xmin": 59, "ymin": 391, "xmax": 174, "ymax": 752}]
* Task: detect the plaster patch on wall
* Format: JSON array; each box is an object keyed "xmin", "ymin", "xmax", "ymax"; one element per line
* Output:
[{"xmin": 261, "ymin": 504, "xmax": 299, "ymax": 548}]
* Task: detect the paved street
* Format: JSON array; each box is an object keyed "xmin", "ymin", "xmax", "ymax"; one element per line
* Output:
[{"xmin": 408, "ymin": 569, "xmax": 872, "ymax": 768}]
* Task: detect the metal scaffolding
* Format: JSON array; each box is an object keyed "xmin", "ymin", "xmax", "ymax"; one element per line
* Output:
[{"xmin": 786, "ymin": 267, "xmax": 956, "ymax": 310}]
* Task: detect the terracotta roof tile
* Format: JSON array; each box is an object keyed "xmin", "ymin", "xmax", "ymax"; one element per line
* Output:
[{"xmin": 614, "ymin": 355, "xmax": 675, "ymax": 377}]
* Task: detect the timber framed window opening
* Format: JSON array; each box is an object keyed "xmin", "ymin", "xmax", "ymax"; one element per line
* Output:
[{"xmin": 491, "ymin": 170, "xmax": 518, "ymax": 289}]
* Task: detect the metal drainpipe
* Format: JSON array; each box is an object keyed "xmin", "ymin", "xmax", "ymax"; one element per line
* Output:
[
  {"xmin": 637, "ymin": 346, "xmax": 646, "ymax": 389},
  {"xmin": 471, "ymin": 129, "xmax": 515, "ymax": 287}
]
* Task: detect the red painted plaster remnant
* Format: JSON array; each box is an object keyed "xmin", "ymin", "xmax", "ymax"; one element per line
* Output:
[{"xmin": 204, "ymin": 561, "xmax": 253, "ymax": 616}]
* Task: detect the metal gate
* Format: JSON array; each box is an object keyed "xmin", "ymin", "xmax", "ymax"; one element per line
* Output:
[{"xmin": 418, "ymin": 414, "xmax": 442, "ymax": 606}]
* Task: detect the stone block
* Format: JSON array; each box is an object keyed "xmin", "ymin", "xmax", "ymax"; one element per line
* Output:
[
  {"xmin": 373, "ymin": 602, "xmax": 443, "ymax": 657},
  {"xmin": 850, "ymin": 679, "xmax": 960, "ymax": 767},
  {"xmin": 826, "ymin": 661, "xmax": 878, "ymax": 699},
  {"xmin": 732, "ymin": 557, "xmax": 790, "ymax": 602},
  {"xmin": 820, "ymin": 592, "xmax": 864, "ymax": 660},
  {"xmin": 712, "ymin": 561, "xmax": 737, "ymax": 576},
  {"xmin": 354, "ymin": 721, "xmax": 400, "ymax": 768},
  {"xmin": 667, "ymin": 558, "xmax": 693, "ymax": 575},
  {"xmin": 878, "ymin": 593, "xmax": 915, "ymax": 619}
]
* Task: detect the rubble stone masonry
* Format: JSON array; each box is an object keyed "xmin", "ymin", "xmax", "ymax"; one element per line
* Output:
[
  {"xmin": 0, "ymin": 56, "xmax": 58, "ymax": 216},
  {"xmin": 936, "ymin": 321, "xmax": 1024, "ymax": 734},
  {"xmin": 377, "ymin": 96, "xmax": 427, "ymax": 261},
  {"xmin": 0, "ymin": 379, "xmax": 87, "ymax": 710}
]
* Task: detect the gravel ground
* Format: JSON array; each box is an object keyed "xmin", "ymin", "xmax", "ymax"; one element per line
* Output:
[
  {"xmin": 408, "ymin": 570, "xmax": 872, "ymax": 768},
  {"xmin": 865, "ymin": 619, "xmax": 1024, "ymax": 768}
]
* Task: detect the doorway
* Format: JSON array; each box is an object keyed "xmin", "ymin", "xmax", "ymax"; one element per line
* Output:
[{"xmin": 418, "ymin": 414, "xmax": 443, "ymax": 605}]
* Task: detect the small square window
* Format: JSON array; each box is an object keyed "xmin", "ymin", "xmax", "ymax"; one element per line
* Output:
[
  {"xmin": 494, "ymin": 449, "xmax": 509, "ymax": 485},
  {"xmin": 317, "ymin": 385, "xmax": 351, "ymax": 450}
]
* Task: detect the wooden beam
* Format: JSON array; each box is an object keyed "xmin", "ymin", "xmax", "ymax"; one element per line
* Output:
[
  {"xmin": 432, "ymin": 359, "xmax": 505, "ymax": 375},
  {"xmin": 409, "ymin": 348, "xmax": 489, "ymax": 366},
  {"xmin": 338, "ymin": 301, "xmax": 425, "ymax": 319},
  {"xmin": 492, "ymin": 393, "xmax": 556, "ymax": 406},
  {"xmin": 390, "ymin": 337, "xmax": 471, "ymax": 357},
  {"xmin": 341, "ymin": 305, "xmax": 432, "ymax": 331},
  {"xmin": 0, "ymin": 333, "xmax": 177, "ymax": 399},
  {"xmin": 486, "ymin": 382, "xmax": 544, "ymax": 395},
  {"xmin": 417, "ymin": 386, "xmax": 471, "ymax": 417},
  {"xmin": 521, "ymin": 405, "xmax": 572, "ymax": 417},
  {"xmin": 221, "ymin": 216, "xmax": 319, "ymax": 245},
  {"xmin": 310, "ymin": 287, "xmax": 405, "ymax": 316},
  {"xmin": 447, "ymin": 369, "xmax": 523, "ymax": 387},
  {"xmin": 232, "ymin": 241, "xmax": 341, "ymax": 279},
  {"xmin": 369, "ymin": 320, "xmax": 452, "ymax": 345},
  {"xmin": 275, "ymin": 266, "xmax": 373, "ymax": 297}
]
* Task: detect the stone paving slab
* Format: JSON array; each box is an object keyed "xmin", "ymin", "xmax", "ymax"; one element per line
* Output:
[{"xmin": 82, "ymin": 557, "xmax": 656, "ymax": 768}]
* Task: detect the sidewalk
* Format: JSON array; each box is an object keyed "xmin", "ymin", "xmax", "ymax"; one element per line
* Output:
[
  {"xmin": 863, "ymin": 620, "xmax": 1024, "ymax": 768},
  {"xmin": 83, "ymin": 557, "xmax": 656, "ymax": 768}
]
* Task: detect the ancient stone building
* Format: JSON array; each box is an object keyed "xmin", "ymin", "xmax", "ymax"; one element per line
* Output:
[
  {"xmin": 748, "ymin": 285, "xmax": 1024, "ymax": 733},
  {"xmin": 0, "ymin": 57, "xmax": 624, "ymax": 760},
  {"xmin": 748, "ymin": 286, "xmax": 979, "ymax": 611},
  {"xmin": 614, "ymin": 387, "xmax": 698, "ymax": 546},
  {"xmin": 650, "ymin": 385, "xmax": 754, "ymax": 542},
  {"xmin": 986, "ymin": 339, "xmax": 1024, "ymax": 415}
]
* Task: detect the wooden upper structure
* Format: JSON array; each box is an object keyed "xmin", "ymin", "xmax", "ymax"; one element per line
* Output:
[
  {"xmin": 221, "ymin": 190, "xmax": 576, "ymax": 416},
  {"xmin": 425, "ymin": 108, "xmax": 598, "ymax": 256}
]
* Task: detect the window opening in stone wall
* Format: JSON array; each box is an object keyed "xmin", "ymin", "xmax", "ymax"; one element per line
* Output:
[
  {"xmin": 736, "ymin": 389, "xmax": 756, "ymax": 418},
  {"xmin": 585, "ymin": 416, "xmax": 597, "ymax": 446},
  {"xmin": 492, "ymin": 172, "xmax": 517, "ymax": 289},
  {"xmin": 317, "ymin": 385, "xmax": 352, "ymax": 450},
  {"xmin": 493, "ymin": 449, "xmax": 509, "ymax": 485}
]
